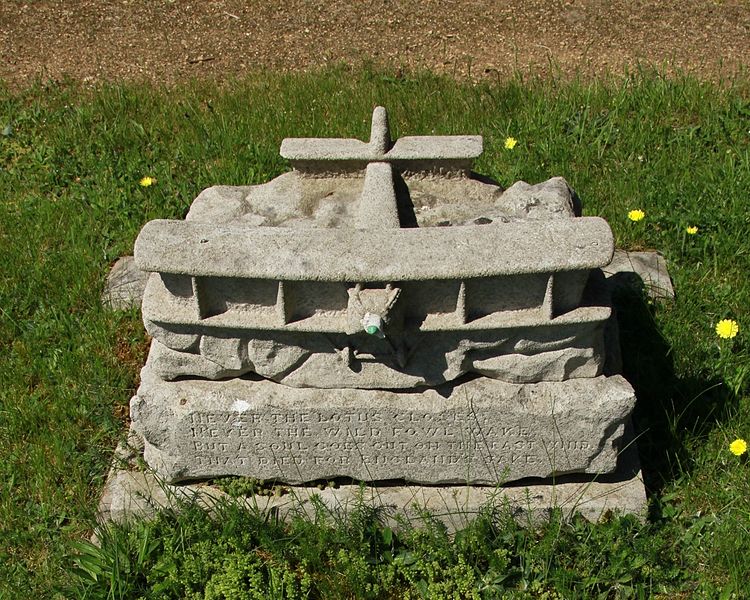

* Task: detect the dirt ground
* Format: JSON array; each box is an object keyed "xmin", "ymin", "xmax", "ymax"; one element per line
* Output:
[{"xmin": 1, "ymin": 0, "xmax": 749, "ymax": 89}]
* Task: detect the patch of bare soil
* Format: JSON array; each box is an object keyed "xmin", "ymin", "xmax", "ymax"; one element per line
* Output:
[{"xmin": 1, "ymin": 0, "xmax": 748, "ymax": 89}]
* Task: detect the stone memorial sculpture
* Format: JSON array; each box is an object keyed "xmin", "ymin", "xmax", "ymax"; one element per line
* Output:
[{"xmin": 130, "ymin": 107, "xmax": 637, "ymax": 491}]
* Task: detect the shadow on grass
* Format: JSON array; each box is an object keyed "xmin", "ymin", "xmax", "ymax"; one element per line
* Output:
[{"xmin": 610, "ymin": 278, "xmax": 738, "ymax": 505}]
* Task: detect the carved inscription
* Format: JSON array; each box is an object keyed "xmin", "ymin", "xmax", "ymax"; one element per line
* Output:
[{"xmin": 181, "ymin": 408, "xmax": 594, "ymax": 481}]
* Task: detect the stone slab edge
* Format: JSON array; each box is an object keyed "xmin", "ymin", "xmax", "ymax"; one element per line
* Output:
[
  {"xmin": 603, "ymin": 250, "xmax": 674, "ymax": 300},
  {"xmin": 98, "ymin": 427, "xmax": 647, "ymax": 531},
  {"xmin": 101, "ymin": 256, "xmax": 150, "ymax": 311}
]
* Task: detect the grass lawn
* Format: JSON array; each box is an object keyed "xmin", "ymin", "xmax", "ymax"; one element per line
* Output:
[{"xmin": 1, "ymin": 66, "xmax": 748, "ymax": 598}]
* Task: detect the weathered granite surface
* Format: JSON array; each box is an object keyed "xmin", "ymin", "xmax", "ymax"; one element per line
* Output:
[
  {"xmin": 183, "ymin": 173, "xmax": 581, "ymax": 230},
  {"xmin": 131, "ymin": 363, "xmax": 635, "ymax": 485}
]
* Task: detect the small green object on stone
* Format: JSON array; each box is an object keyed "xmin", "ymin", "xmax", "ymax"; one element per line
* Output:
[{"xmin": 365, "ymin": 325, "xmax": 380, "ymax": 335}]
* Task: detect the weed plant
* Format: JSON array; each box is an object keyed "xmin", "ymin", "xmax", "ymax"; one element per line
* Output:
[
  {"xmin": 0, "ymin": 66, "xmax": 748, "ymax": 598},
  {"xmin": 64, "ymin": 496, "xmax": 693, "ymax": 599}
]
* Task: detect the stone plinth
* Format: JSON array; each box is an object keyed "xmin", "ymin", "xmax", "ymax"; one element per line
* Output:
[
  {"xmin": 132, "ymin": 363, "xmax": 635, "ymax": 485},
  {"xmin": 604, "ymin": 250, "xmax": 674, "ymax": 300},
  {"xmin": 98, "ymin": 427, "xmax": 647, "ymax": 529}
]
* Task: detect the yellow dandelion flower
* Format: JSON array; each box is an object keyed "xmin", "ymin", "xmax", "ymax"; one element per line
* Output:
[
  {"xmin": 729, "ymin": 438, "xmax": 747, "ymax": 456},
  {"xmin": 504, "ymin": 137, "xmax": 518, "ymax": 150},
  {"xmin": 627, "ymin": 209, "xmax": 645, "ymax": 222},
  {"xmin": 686, "ymin": 226, "xmax": 698, "ymax": 235},
  {"xmin": 715, "ymin": 319, "xmax": 739, "ymax": 339},
  {"xmin": 139, "ymin": 176, "xmax": 155, "ymax": 187}
]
